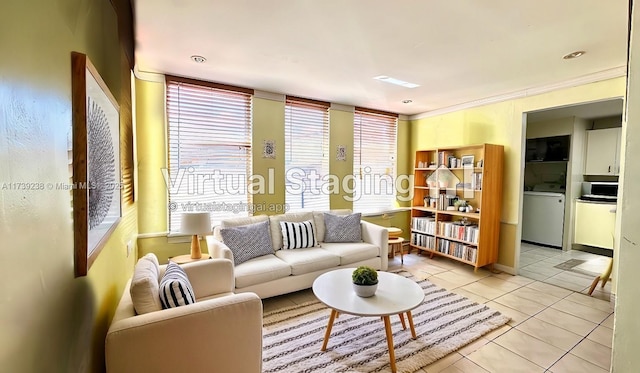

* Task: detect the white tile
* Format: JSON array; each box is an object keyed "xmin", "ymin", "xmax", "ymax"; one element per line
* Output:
[
  {"xmin": 440, "ymin": 357, "xmax": 489, "ymax": 373},
  {"xmin": 493, "ymin": 328, "xmax": 565, "ymax": 368},
  {"xmin": 467, "ymin": 342, "xmax": 545, "ymax": 373},
  {"xmin": 586, "ymin": 325, "xmax": 613, "ymax": 348},
  {"xmin": 601, "ymin": 314, "xmax": 614, "ymax": 329},
  {"xmin": 515, "ymin": 318, "xmax": 583, "ymax": 351},
  {"xmin": 492, "ymin": 273, "xmax": 535, "ymax": 286},
  {"xmin": 565, "ymin": 292, "xmax": 613, "ymax": 313},
  {"xmin": 525, "ymin": 281, "xmax": 573, "ymax": 298},
  {"xmin": 485, "ymin": 301, "xmax": 530, "ymax": 326},
  {"xmin": 493, "ymin": 293, "xmax": 547, "ymax": 316},
  {"xmin": 534, "ymin": 307, "xmax": 598, "ymax": 337},
  {"xmin": 569, "ymin": 338, "xmax": 612, "ymax": 370},
  {"xmin": 518, "ymin": 269, "xmax": 550, "ymax": 282},
  {"xmin": 549, "ymin": 352, "xmax": 609, "ymax": 373},
  {"xmin": 459, "ymin": 282, "xmax": 508, "ymax": 300},
  {"xmin": 478, "ymin": 276, "xmax": 525, "ymax": 292},
  {"xmin": 550, "ymin": 299, "xmax": 612, "ymax": 324},
  {"xmin": 510, "ymin": 286, "xmax": 562, "ymax": 307}
]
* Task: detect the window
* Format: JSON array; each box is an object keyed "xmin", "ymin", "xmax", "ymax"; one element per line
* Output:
[
  {"xmin": 166, "ymin": 76, "xmax": 253, "ymax": 231},
  {"xmin": 353, "ymin": 108, "xmax": 398, "ymax": 211},
  {"xmin": 284, "ymin": 96, "xmax": 330, "ymax": 210}
]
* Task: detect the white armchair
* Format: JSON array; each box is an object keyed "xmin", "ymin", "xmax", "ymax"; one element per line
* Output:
[{"xmin": 105, "ymin": 258, "xmax": 263, "ymax": 373}]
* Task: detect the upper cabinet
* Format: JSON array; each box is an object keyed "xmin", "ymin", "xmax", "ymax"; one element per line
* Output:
[{"xmin": 584, "ymin": 127, "xmax": 622, "ymax": 175}]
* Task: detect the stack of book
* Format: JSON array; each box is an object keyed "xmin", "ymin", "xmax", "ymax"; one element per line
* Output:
[
  {"xmin": 437, "ymin": 239, "xmax": 478, "ymax": 263},
  {"xmin": 411, "ymin": 232, "xmax": 435, "ymax": 249},
  {"xmin": 438, "ymin": 221, "xmax": 479, "ymax": 244}
]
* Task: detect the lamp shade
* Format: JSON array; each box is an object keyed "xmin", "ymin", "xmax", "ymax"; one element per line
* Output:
[{"xmin": 180, "ymin": 212, "xmax": 211, "ymax": 235}]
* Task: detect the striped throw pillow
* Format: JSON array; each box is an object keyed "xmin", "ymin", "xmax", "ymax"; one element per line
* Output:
[
  {"xmin": 280, "ymin": 220, "xmax": 318, "ymax": 249},
  {"xmin": 159, "ymin": 262, "xmax": 196, "ymax": 309}
]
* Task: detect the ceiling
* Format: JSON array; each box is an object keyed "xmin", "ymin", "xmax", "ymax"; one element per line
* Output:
[{"xmin": 133, "ymin": 0, "xmax": 629, "ymax": 116}]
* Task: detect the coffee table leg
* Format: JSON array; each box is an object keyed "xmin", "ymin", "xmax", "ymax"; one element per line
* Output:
[
  {"xmin": 321, "ymin": 309, "xmax": 338, "ymax": 351},
  {"xmin": 383, "ymin": 316, "xmax": 397, "ymax": 373},
  {"xmin": 407, "ymin": 310, "xmax": 417, "ymax": 339},
  {"xmin": 398, "ymin": 313, "xmax": 407, "ymax": 330}
]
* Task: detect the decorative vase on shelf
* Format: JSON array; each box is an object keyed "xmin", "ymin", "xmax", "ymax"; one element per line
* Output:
[{"xmin": 352, "ymin": 266, "xmax": 378, "ymax": 298}]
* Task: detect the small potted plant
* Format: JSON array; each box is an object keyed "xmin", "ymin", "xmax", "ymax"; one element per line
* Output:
[{"xmin": 352, "ymin": 266, "xmax": 378, "ymax": 297}]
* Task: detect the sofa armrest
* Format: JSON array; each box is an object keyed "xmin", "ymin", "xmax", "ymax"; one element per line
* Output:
[
  {"xmin": 361, "ymin": 221, "xmax": 389, "ymax": 270},
  {"xmin": 206, "ymin": 235, "xmax": 234, "ymax": 262},
  {"xmin": 181, "ymin": 258, "xmax": 234, "ymax": 298},
  {"xmin": 106, "ymin": 292, "xmax": 263, "ymax": 373}
]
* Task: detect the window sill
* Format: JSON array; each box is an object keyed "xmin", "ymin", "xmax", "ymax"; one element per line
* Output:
[{"xmin": 356, "ymin": 207, "xmax": 411, "ymax": 217}]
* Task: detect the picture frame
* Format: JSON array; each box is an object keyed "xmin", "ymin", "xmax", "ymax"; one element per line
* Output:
[
  {"xmin": 263, "ymin": 139, "xmax": 276, "ymax": 158},
  {"xmin": 336, "ymin": 145, "xmax": 347, "ymax": 161},
  {"xmin": 71, "ymin": 52, "xmax": 121, "ymax": 277},
  {"xmin": 461, "ymin": 155, "xmax": 475, "ymax": 167}
]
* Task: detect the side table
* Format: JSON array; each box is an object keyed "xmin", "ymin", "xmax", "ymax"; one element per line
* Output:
[{"xmin": 169, "ymin": 253, "xmax": 211, "ymax": 264}]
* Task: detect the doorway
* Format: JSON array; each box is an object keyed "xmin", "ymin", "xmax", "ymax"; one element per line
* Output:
[{"xmin": 518, "ymin": 99, "xmax": 623, "ymax": 300}]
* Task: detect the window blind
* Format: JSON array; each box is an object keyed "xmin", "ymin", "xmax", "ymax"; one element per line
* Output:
[
  {"xmin": 353, "ymin": 108, "xmax": 398, "ymax": 212},
  {"xmin": 166, "ymin": 76, "xmax": 253, "ymax": 231},
  {"xmin": 284, "ymin": 96, "xmax": 330, "ymax": 210}
]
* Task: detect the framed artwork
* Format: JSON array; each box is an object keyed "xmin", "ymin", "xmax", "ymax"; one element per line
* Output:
[
  {"xmin": 71, "ymin": 52, "xmax": 121, "ymax": 277},
  {"xmin": 336, "ymin": 145, "xmax": 347, "ymax": 161},
  {"xmin": 263, "ymin": 139, "xmax": 276, "ymax": 158},
  {"xmin": 461, "ymin": 155, "xmax": 475, "ymax": 167}
]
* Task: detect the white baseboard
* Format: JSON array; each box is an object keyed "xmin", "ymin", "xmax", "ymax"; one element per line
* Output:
[{"xmin": 493, "ymin": 263, "xmax": 516, "ymax": 275}]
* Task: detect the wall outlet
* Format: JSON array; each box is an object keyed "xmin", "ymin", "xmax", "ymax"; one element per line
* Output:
[{"xmin": 127, "ymin": 240, "xmax": 133, "ymax": 258}]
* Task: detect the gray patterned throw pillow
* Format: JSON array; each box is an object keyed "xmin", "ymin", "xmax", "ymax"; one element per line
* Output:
[
  {"xmin": 220, "ymin": 220, "xmax": 275, "ymax": 265},
  {"xmin": 323, "ymin": 212, "xmax": 362, "ymax": 243}
]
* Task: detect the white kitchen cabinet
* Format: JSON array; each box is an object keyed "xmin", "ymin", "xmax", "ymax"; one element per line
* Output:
[
  {"xmin": 574, "ymin": 200, "xmax": 616, "ymax": 250},
  {"xmin": 584, "ymin": 127, "xmax": 621, "ymax": 175}
]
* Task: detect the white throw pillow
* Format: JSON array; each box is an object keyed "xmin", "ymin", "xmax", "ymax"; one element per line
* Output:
[
  {"xmin": 130, "ymin": 253, "xmax": 163, "ymax": 315},
  {"xmin": 280, "ymin": 220, "xmax": 318, "ymax": 249}
]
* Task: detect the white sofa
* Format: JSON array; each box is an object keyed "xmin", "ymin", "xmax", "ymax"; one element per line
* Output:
[
  {"xmin": 105, "ymin": 258, "xmax": 263, "ymax": 373},
  {"xmin": 206, "ymin": 210, "xmax": 389, "ymax": 299}
]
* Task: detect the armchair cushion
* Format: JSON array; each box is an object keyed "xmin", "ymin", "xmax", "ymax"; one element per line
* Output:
[
  {"xmin": 220, "ymin": 220, "xmax": 274, "ymax": 265},
  {"xmin": 323, "ymin": 212, "xmax": 362, "ymax": 243},
  {"xmin": 159, "ymin": 262, "xmax": 196, "ymax": 309},
  {"xmin": 130, "ymin": 253, "xmax": 162, "ymax": 315}
]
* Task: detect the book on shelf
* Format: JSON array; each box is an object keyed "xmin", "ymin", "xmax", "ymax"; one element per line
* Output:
[
  {"xmin": 437, "ymin": 221, "xmax": 479, "ymax": 244},
  {"xmin": 411, "ymin": 232, "xmax": 435, "ymax": 249},
  {"xmin": 411, "ymin": 217, "xmax": 436, "ymax": 234},
  {"xmin": 437, "ymin": 239, "xmax": 478, "ymax": 263}
]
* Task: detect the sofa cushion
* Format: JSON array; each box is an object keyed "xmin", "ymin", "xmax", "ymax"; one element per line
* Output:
[
  {"xmin": 280, "ymin": 220, "xmax": 318, "ymax": 250},
  {"xmin": 159, "ymin": 262, "xmax": 196, "ymax": 309},
  {"xmin": 130, "ymin": 253, "xmax": 163, "ymax": 315},
  {"xmin": 234, "ymin": 254, "xmax": 292, "ymax": 288},
  {"xmin": 323, "ymin": 212, "xmax": 362, "ymax": 243},
  {"xmin": 313, "ymin": 209, "xmax": 352, "ymax": 242},
  {"xmin": 269, "ymin": 212, "xmax": 316, "ymax": 249},
  {"xmin": 275, "ymin": 248, "xmax": 340, "ymax": 275},
  {"xmin": 320, "ymin": 242, "xmax": 380, "ymax": 265},
  {"xmin": 220, "ymin": 220, "xmax": 275, "ymax": 265}
]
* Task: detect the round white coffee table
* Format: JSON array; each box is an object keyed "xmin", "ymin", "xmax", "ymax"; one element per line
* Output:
[{"xmin": 312, "ymin": 268, "xmax": 424, "ymax": 373}]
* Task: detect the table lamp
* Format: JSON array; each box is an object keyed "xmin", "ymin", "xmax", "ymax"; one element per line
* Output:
[{"xmin": 180, "ymin": 212, "xmax": 212, "ymax": 259}]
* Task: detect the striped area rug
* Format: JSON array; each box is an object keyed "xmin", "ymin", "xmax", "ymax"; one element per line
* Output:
[{"xmin": 262, "ymin": 271, "xmax": 510, "ymax": 373}]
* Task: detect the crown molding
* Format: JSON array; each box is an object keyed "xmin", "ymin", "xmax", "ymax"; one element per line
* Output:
[
  {"xmin": 409, "ymin": 66, "xmax": 627, "ymax": 120},
  {"xmin": 133, "ymin": 65, "xmax": 166, "ymax": 82}
]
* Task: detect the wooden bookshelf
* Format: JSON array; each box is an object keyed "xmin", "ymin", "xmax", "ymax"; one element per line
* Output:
[{"xmin": 410, "ymin": 144, "xmax": 504, "ymax": 270}]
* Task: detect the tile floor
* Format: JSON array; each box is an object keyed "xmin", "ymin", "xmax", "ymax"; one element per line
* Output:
[
  {"xmin": 519, "ymin": 242, "xmax": 613, "ymax": 301},
  {"xmin": 262, "ymin": 251, "xmax": 614, "ymax": 373}
]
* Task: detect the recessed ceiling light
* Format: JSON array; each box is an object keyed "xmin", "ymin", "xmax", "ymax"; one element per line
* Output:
[
  {"xmin": 191, "ymin": 55, "xmax": 207, "ymax": 63},
  {"xmin": 562, "ymin": 51, "xmax": 586, "ymax": 60},
  {"xmin": 373, "ymin": 75, "xmax": 420, "ymax": 88},
  {"xmin": 402, "ymin": 100, "xmax": 413, "ymax": 104}
]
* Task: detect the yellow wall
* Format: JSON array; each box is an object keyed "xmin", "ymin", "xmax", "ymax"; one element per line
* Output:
[
  {"xmin": 410, "ymin": 77, "xmax": 625, "ymax": 269},
  {"xmin": 0, "ymin": 1, "xmax": 136, "ymax": 372},
  {"xmin": 329, "ymin": 108, "xmax": 355, "ymax": 209}
]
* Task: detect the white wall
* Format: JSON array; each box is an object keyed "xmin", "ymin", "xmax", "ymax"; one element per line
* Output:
[{"xmin": 611, "ymin": 2, "xmax": 640, "ymax": 371}]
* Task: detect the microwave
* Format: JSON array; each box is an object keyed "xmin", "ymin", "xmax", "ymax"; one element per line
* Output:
[{"xmin": 581, "ymin": 182, "xmax": 618, "ymax": 202}]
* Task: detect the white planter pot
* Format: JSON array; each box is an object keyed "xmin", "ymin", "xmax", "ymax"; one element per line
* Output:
[{"xmin": 353, "ymin": 283, "xmax": 378, "ymax": 297}]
